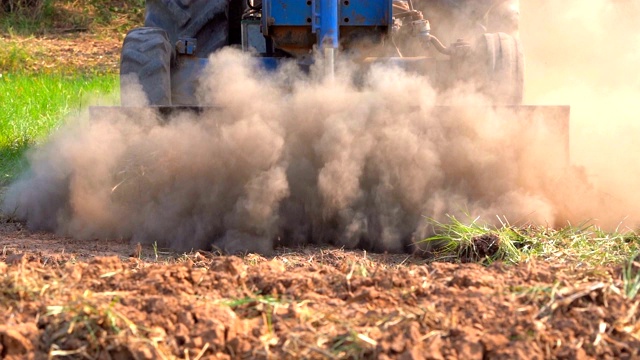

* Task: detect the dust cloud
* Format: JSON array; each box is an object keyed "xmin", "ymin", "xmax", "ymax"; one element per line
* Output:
[
  {"xmin": 2, "ymin": 0, "xmax": 639, "ymax": 254},
  {"xmin": 521, "ymin": 0, "xmax": 640, "ymax": 227}
]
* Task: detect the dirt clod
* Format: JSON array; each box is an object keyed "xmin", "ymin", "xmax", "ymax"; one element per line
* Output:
[
  {"xmin": 0, "ymin": 326, "xmax": 34, "ymax": 356},
  {"xmin": 460, "ymin": 233, "xmax": 501, "ymax": 262},
  {"xmin": 4, "ymin": 253, "xmax": 24, "ymax": 265}
]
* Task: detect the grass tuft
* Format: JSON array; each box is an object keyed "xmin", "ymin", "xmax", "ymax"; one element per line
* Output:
[
  {"xmin": 421, "ymin": 215, "xmax": 537, "ymax": 264},
  {"xmin": 535, "ymin": 223, "xmax": 640, "ymax": 266},
  {"xmin": 0, "ymin": 39, "xmax": 34, "ymax": 73},
  {"xmin": 421, "ymin": 215, "xmax": 640, "ymax": 266},
  {"xmin": 622, "ymin": 253, "xmax": 640, "ymax": 299}
]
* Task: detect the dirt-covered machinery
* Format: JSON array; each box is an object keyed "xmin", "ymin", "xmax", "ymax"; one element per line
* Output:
[
  {"xmin": 119, "ymin": 0, "xmax": 529, "ymax": 106},
  {"xmin": 91, "ymin": 0, "xmax": 571, "ymax": 254}
]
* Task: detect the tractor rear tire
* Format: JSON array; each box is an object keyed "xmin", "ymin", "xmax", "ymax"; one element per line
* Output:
[
  {"xmin": 120, "ymin": 27, "xmax": 172, "ymax": 106},
  {"xmin": 476, "ymin": 32, "xmax": 524, "ymax": 105},
  {"xmin": 144, "ymin": 0, "xmax": 232, "ymax": 59}
]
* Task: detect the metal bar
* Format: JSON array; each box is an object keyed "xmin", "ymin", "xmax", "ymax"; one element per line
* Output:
[
  {"xmin": 318, "ymin": 0, "xmax": 338, "ymax": 78},
  {"xmin": 318, "ymin": 0, "xmax": 339, "ymax": 49}
]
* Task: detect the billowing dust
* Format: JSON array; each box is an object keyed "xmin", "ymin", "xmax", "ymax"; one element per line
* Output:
[
  {"xmin": 522, "ymin": 0, "xmax": 640, "ymax": 227},
  {"xmin": 2, "ymin": 0, "xmax": 639, "ymax": 254}
]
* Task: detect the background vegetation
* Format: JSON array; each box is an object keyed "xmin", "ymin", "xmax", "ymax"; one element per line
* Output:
[
  {"xmin": 1, "ymin": 0, "xmax": 140, "ymax": 185},
  {"xmin": 1, "ymin": 0, "xmax": 144, "ymax": 35}
]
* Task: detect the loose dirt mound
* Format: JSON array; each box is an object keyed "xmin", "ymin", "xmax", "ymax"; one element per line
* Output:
[{"xmin": 1, "ymin": 223, "xmax": 639, "ymax": 359}]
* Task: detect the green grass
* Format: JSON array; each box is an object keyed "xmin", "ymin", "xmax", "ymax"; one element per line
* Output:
[
  {"xmin": 421, "ymin": 215, "xmax": 640, "ymax": 267},
  {"xmin": 0, "ymin": 0, "xmax": 55, "ymax": 34},
  {"xmin": 0, "ymin": 72, "xmax": 117, "ymax": 185},
  {"xmin": 622, "ymin": 252, "xmax": 640, "ymax": 299},
  {"xmin": 0, "ymin": 38, "xmax": 35, "ymax": 73},
  {"xmin": 422, "ymin": 215, "xmax": 538, "ymax": 264},
  {"xmin": 534, "ymin": 223, "xmax": 640, "ymax": 266}
]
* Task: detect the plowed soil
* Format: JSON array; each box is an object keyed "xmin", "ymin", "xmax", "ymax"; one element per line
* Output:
[{"xmin": 1, "ymin": 220, "xmax": 639, "ymax": 359}]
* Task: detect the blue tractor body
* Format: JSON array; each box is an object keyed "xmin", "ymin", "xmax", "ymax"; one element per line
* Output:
[
  {"xmin": 262, "ymin": 0, "xmax": 392, "ymax": 49},
  {"xmin": 169, "ymin": 0, "xmax": 437, "ymax": 102},
  {"xmin": 118, "ymin": 0, "xmax": 534, "ymax": 106}
]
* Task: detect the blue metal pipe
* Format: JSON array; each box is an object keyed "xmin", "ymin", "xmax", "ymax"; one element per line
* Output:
[{"xmin": 318, "ymin": 0, "xmax": 339, "ymax": 50}]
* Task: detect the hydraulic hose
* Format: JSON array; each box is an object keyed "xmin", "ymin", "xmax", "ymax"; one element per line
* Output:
[{"xmin": 427, "ymin": 34, "xmax": 450, "ymax": 55}]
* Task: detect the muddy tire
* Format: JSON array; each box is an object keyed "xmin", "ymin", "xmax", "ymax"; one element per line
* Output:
[
  {"xmin": 144, "ymin": 0, "xmax": 233, "ymax": 58},
  {"xmin": 120, "ymin": 27, "xmax": 172, "ymax": 106},
  {"xmin": 476, "ymin": 32, "xmax": 524, "ymax": 105}
]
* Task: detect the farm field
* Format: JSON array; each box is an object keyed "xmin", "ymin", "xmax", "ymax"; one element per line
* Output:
[
  {"xmin": 1, "ymin": 0, "xmax": 640, "ymax": 359},
  {"xmin": 1, "ymin": 220, "xmax": 640, "ymax": 359}
]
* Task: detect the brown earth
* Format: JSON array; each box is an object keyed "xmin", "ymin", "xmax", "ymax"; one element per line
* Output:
[
  {"xmin": 1, "ymin": 0, "xmax": 133, "ymax": 74},
  {"xmin": 1, "ymin": 219, "xmax": 639, "ymax": 359}
]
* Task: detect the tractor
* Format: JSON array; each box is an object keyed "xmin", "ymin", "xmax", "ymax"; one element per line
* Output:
[
  {"xmin": 119, "ymin": 0, "xmax": 529, "ymax": 106},
  {"xmin": 102, "ymin": 0, "xmax": 570, "ymax": 253}
]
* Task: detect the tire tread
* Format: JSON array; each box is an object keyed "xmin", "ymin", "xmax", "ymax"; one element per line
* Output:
[{"xmin": 120, "ymin": 27, "xmax": 172, "ymax": 106}]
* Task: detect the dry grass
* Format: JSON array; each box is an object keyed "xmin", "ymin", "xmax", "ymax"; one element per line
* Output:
[{"xmin": 1, "ymin": 0, "xmax": 144, "ymax": 36}]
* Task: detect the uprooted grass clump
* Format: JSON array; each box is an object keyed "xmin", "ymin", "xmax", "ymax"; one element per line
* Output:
[
  {"xmin": 421, "ymin": 215, "xmax": 640, "ymax": 266},
  {"xmin": 421, "ymin": 215, "xmax": 539, "ymax": 264}
]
